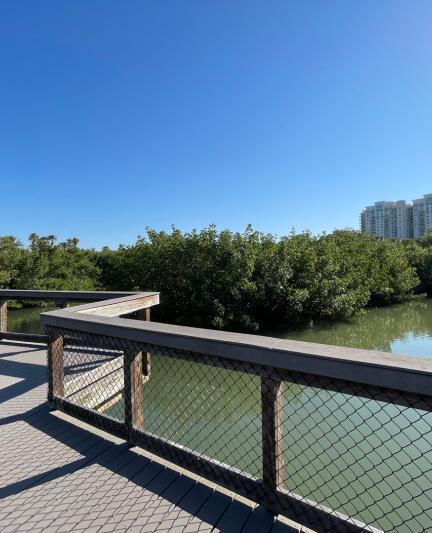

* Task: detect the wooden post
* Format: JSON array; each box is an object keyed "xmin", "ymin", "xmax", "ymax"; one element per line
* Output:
[
  {"xmin": 136, "ymin": 307, "xmax": 151, "ymax": 322},
  {"xmin": 136, "ymin": 307, "xmax": 151, "ymax": 377},
  {"xmin": 48, "ymin": 334, "xmax": 64, "ymax": 402},
  {"xmin": 60, "ymin": 300, "xmax": 69, "ymax": 309},
  {"xmin": 124, "ymin": 349, "xmax": 144, "ymax": 434},
  {"xmin": 0, "ymin": 300, "xmax": 7, "ymax": 336},
  {"xmin": 143, "ymin": 352, "xmax": 151, "ymax": 378},
  {"xmin": 261, "ymin": 377, "xmax": 284, "ymax": 493}
]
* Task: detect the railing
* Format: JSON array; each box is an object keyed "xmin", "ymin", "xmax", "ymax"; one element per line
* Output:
[
  {"xmin": 5, "ymin": 290, "xmax": 431, "ymax": 532},
  {"xmin": 0, "ymin": 289, "xmax": 158, "ymax": 343}
]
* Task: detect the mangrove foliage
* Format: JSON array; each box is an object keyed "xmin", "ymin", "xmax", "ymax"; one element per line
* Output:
[{"xmin": 2, "ymin": 228, "xmax": 432, "ymax": 332}]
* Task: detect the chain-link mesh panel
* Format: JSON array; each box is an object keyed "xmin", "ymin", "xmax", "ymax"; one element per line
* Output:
[
  {"xmin": 63, "ymin": 336, "xmax": 124, "ymax": 420},
  {"xmin": 50, "ymin": 329, "xmax": 126, "ymax": 421},
  {"xmin": 139, "ymin": 353, "xmax": 262, "ymax": 478},
  {"xmin": 280, "ymin": 373, "xmax": 432, "ymax": 533},
  {"xmin": 46, "ymin": 325, "xmax": 432, "ymax": 533}
]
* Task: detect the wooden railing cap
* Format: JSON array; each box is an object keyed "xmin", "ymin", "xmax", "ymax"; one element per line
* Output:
[{"xmin": 40, "ymin": 291, "xmax": 432, "ymax": 398}]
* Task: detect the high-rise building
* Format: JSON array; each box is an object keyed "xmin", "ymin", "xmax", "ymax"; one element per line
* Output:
[
  {"xmin": 360, "ymin": 200, "xmax": 413, "ymax": 240},
  {"xmin": 413, "ymin": 194, "xmax": 432, "ymax": 239},
  {"xmin": 413, "ymin": 198, "xmax": 425, "ymax": 239},
  {"xmin": 361, "ymin": 194, "xmax": 432, "ymax": 240},
  {"xmin": 395, "ymin": 200, "xmax": 413, "ymax": 240}
]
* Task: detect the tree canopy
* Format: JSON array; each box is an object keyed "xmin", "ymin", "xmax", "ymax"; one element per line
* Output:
[{"xmin": 2, "ymin": 228, "xmax": 432, "ymax": 331}]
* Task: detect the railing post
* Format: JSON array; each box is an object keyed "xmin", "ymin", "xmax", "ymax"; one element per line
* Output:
[
  {"xmin": 137, "ymin": 307, "xmax": 151, "ymax": 321},
  {"xmin": 47, "ymin": 333, "xmax": 64, "ymax": 403},
  {"xmin": 0, "ymin": 300, "xmax": 7, "ymax": 338},
  {"xmin": 137, "ymin": 307, "xmax": 151, "ymax": 376},
  {"xmin": 261, "ymin": 377, "xmax": 284, "ymax": 495},
  {"xmin": 124, "ymin": 349, "xmax": 144, "ymax": 438}
]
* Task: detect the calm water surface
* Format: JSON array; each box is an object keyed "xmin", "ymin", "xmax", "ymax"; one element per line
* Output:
[
  {"xmin": 8, "ymin": 305, "xmax": 56, "ymax": 334},
  {"xmin": 270, "ymin": 298, "xmax": 432, "ymax": 358}
]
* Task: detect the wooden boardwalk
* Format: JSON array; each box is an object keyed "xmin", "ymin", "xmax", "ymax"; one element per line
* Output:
[{"xmin": 0, "ymin": 342, "xmax": 303, "ymax": 533}]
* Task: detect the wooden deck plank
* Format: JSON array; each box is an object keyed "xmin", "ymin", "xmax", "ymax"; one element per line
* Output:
[
  {"xmin": 242, "ymin": 506, "xmax": 277, "ymax": 532},
  {"xmin": 214, "ymin": 499, "xmax": 253, "ymax": 532},
  {"xmin": 0, "ymin": 341, "xmax": 303, "ymax": 532},
  {"xmin": 192, "ymin": 490, "xmax": 232, "ymax": 527},
  {"xmin": 271, "ymin": 520, "xmax": 300, "ymax": 533}
]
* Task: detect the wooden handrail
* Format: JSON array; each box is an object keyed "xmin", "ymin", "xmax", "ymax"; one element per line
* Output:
[
  {"xmin": 0, "ymin": 289, "xmax": 160, "ymax": 344},
  {"xmin": 0, "ymin": 289, "xmax": 141, "ymax": 301},
  {"xmin": 41, "ymin": 303, "xmax": 432, "ymax": 398}
]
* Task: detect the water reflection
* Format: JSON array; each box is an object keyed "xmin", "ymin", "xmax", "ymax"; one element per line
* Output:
[
  {"xmin": 10, "ymin": 299, "xmax": 432, "ymax": 358},
  {"xmin": 7, "ymin": 302, "xmax": 78, "ymax": 335},
  {"xmin": 7, "ymin": 306, "xmax": 55, "ymax": 334},
  {"xmin": 271, "ymin": 299, "xmax": 432, "ymax": 358}
]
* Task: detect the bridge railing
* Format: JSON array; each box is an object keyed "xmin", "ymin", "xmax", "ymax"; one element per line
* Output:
[
  {"xmin": 0, "ymin": 289, "xmax": 158, "ymax": 343},
  {"xmin": 37, "ymin": 291, "xmax": 432, "ymax": 533}
]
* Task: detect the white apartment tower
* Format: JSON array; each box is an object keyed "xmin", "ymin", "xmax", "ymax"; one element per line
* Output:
[
  {"xmin": 360, "ymin": 200, "xmax": 412, "ymax": 240},
  {"xmin": 413, "ymin": 193, "xmax": 432, "ymax": 239},
  {"xmin": 361, "ymin": 194, "xmax": 432, "ymax": 240},
  {"xmin": 395, "ymin": 200, "xmax": 413, "ymax": 240}
]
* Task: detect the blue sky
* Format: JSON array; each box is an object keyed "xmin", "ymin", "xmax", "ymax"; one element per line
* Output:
[{"xmin": 1, "ymin": 1, "xmax": 431, "ymax": 249}]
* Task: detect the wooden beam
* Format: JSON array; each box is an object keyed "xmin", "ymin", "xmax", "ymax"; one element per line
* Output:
[
  {"xmin": 136, "ymin": 307, "xmax": 151, "ymax": 322},
  {"xmin": 136, "ymin": 307, "xmax": 152, "ymax": 377},
  {"xmin": 0, "ymin": 332, "xmax": 47, "ymax": 344},
  {"xmin": 261, "ymin": 377, "xmax": 284, "ymax": 492},
  {"xmin": 48, "ymin": 333, "xmax": 64, "ymax": 401},
  {"xmin": 0, "ymin": 300, "xmax": 7, "ymax": 334},
  {"xmin": 41, "ymin": 308, "xmax": 432, "ymax": 399},
  {"xmin": 76, "ymin": 294, "xmax": 159, "ymax": 317},
  {"xmin": 68, "ymin": 369, "xmax": 124, "ymax": 409},
  {"xmin": 124, "ymin": 349, "xmax": 144, "ymax": 432},
  {"xmin": 143, "ymin": 352, "xmax": 151, "ymax": 377},
  {"xmin": 0, "ymin": 289, "xmax": 142, "ymax": 301},
  {"xmin": 64, "ymin": 356, "xmax": 123, "ymax": 397},
  {"xmin": 51, "ymin": 397, "xmax": 128, "ymax": 440}
]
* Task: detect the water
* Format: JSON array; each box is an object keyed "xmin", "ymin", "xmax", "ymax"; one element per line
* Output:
[
  {"xmin": 7, "ymin": 302, "xmax": 79, "ymax": 335},
  {"xmin": 7, "ymin": 305, "xmax": 56, "ymax": 334},
  {"xmin": 9, "ymin": 299, "xmax": 432, "ymax": 357},
  {"xmin": 270, "ymin": 298, "xmax": 432, "ymax": 358},
  {"xmin": 10, "ymin": 300, "xmax": 432, "ymax": 530}
]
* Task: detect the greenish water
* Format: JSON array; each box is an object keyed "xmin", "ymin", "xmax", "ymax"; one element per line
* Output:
[
  {"xmin": 9, "ymin": 298, "xmax": 432, "ymax": 357},
  {"xmin": 7, "ymin": 305, "xmax": 56, "ymax": 334},
  {"xmin": 271, "ymin": 298, "xmax": 432, "ymax": 358},
  {"xmin": 9, "ymin": 300, "xmax": 432, "ymax": 530}
]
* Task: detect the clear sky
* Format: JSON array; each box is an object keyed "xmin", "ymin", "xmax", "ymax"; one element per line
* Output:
[{"xmin": 1, "ymin": 1, "xmax": 431, "ymax": 249}]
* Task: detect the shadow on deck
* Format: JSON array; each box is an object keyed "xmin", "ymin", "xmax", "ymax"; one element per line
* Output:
[{"xmin": 0, "ymin": 342, "xmax": 301, "ymax": 533}]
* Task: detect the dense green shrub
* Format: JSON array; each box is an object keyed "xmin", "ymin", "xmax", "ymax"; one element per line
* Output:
[
  {"xmin": 95, "ymin": 227, "xmax": 423, "ymax": 331},
  {"xmin": 2, "ymin": 228, "xmax": 431, "ymax": 331},
  {"xmin": 0, "ymin": 236, "xmax": 25, "ymax": 287},
  {"xmin": 0, "ymin": 234, "xmax": 99, "ymax": 292}
]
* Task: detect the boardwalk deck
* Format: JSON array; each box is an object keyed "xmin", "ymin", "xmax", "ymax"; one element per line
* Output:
[{"xmin": 0, "ymin": 342, "xmax": 303, "ymax": 533}]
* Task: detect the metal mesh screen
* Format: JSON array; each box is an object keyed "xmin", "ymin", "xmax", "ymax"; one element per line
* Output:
[
  {"xmin": 140, "ymin": 354, "xmax": 262, "ymax": 478},
  {"xmin": 46, "ymin": 326, "xmax": 432, "ymax": 533},
  {"xmin": 280, "ymin": 373, "xmax": 432, "ymax": 533},
  {"xmin": 62, "ymin": 335, "xmax": 125, "ymax": 421}
]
